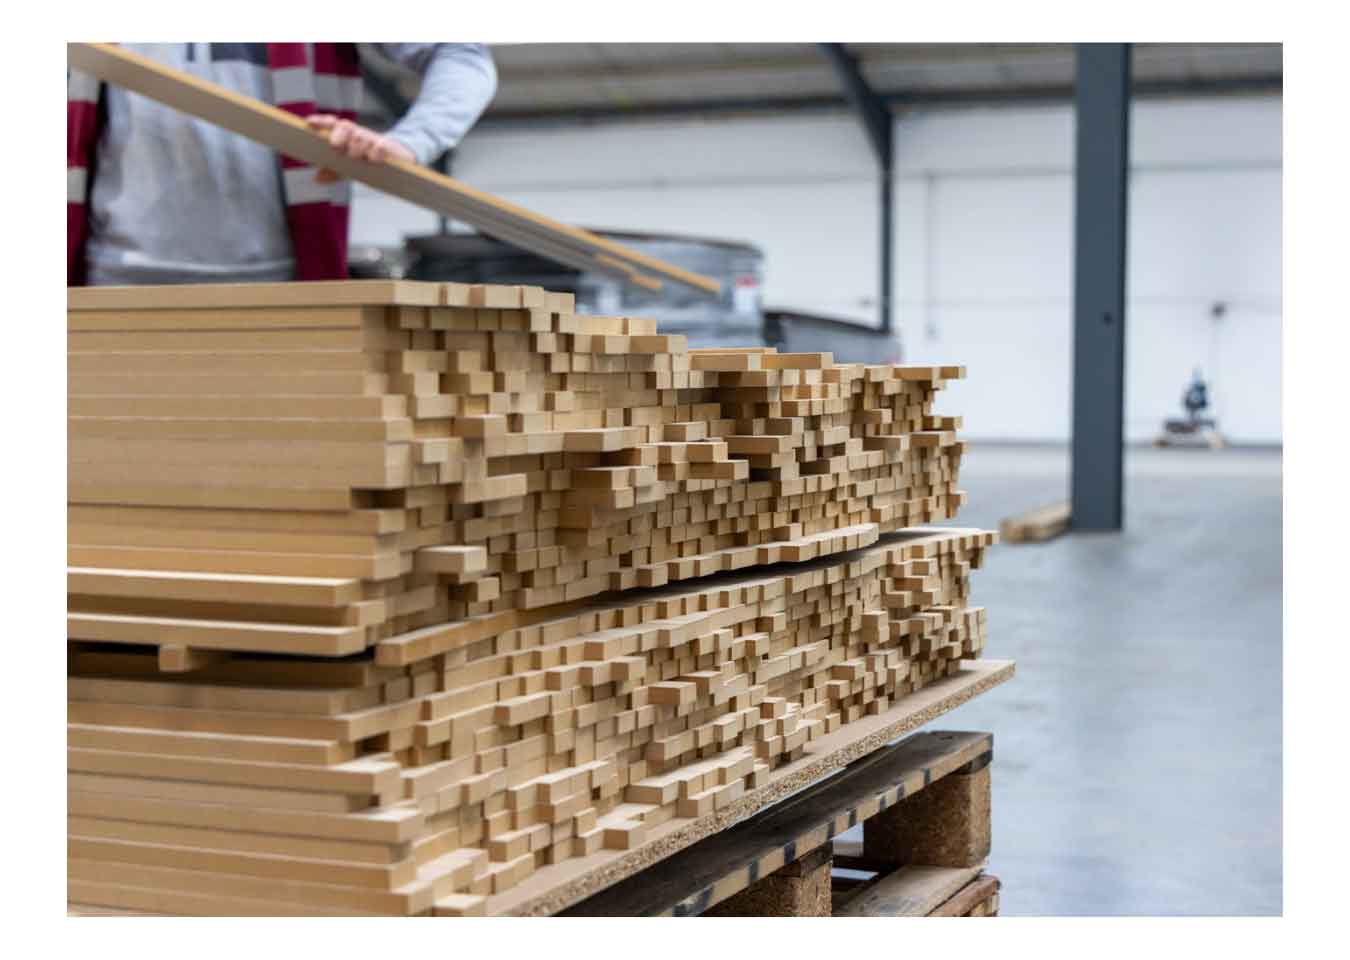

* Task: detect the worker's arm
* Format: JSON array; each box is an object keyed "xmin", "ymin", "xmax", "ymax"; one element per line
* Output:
[
  {"xmin": 377, "ymin": 43, "xmax": 498, "ymax": 164},
  {"xmin": 307, "ymin": 44, "xmax": 497, "ymax": 179}
]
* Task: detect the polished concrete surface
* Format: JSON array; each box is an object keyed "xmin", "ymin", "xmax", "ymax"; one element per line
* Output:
[{"xmin": 869, "ymin": 445, "xmax": 1282, "ymax": 915}]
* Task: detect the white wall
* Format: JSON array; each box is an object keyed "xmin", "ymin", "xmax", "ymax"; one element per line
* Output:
[{"xmin": 351, "ymin": 96, "xmax": 1282, "ymax": 444}]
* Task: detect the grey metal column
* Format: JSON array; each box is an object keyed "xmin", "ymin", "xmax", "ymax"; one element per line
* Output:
[
  {"xmin": 1070, "ymin": 43, "xmax": 1131, "ymax": 531},
  {"xmin": 819, "ymin": 44, "xmax": 894, "ymax": 335}
]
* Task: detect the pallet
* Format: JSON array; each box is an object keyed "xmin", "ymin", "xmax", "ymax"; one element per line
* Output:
[
  {"xmin": 999, "ymin": 501, "xmax": 1070, "ymax": 544},
  {"xmin": 565, "ymin": 729, "xmax": 995, "ymax": 916}
]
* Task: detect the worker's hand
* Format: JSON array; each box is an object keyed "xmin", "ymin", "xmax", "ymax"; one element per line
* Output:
[{"xmin": 306, "ymin": 114, "xmax": 415, "ymax": 184}]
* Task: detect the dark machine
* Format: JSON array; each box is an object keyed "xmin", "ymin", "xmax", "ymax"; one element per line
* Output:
[
  {"xmin": 1155, "ymin": 368, "xmax": 1227, "ymax": 449},
  {"xmin": 371, "ymin": 229, "xmax": 764, "ymax": 350},
  {"xmin": 351, "ymin": 229, "xmax": 899, "ymax": 362}
]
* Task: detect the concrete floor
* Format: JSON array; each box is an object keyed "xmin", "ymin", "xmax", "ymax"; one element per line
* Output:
[{"xmin": 860, "ymin": 444, "xmax": 1283, "ymax": 915}]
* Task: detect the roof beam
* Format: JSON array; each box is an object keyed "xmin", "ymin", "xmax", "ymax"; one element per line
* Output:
[
  {"xmin": 818, "ymin": 44, "xmax": 894, "ymax": 337},
  {"xmin": 817, "ymin": 43, "xmax": 892, "ymax": 168},
  {"xmin": 472, "ymin": 74, "xmax": 1281, "ymax": 128}
]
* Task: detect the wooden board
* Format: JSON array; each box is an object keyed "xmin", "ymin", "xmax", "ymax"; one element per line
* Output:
[
  {"xmin": 834, "ymin": 864, "xmax": 983, "ymax": 916},
  {"xmin": 66, "ymin": 44, "xmax": 719, "ymax": 296},
  {"xmin": 999, "ymin": 501, "xmax": 1071, "ymax": 544}
]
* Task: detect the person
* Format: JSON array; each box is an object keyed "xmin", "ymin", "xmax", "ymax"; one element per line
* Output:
[{"xmin": 67, "ymin": 43, "xmax": 496, "ymax": 286}]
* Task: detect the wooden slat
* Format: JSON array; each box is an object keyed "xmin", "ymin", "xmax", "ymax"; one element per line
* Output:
[
  {"xmin": 927, "ymin": 873, "xmax": 1001, "ymax": 917},
  {"xmin": 999, "ymin": 500, "xmax": 1071, "ymax": 543},
  {"xmin": 833, "ymin": 864, "xmax": 983, "ymax": 917}
]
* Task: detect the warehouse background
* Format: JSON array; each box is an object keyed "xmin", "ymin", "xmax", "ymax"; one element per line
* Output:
[
  {"xmin": 49, "ymin": 36, "xmax": 1294, "ymax": 923},
  {"xmin": 351, "ymin": 43, "xmax": 1282, "ymax": 445}
]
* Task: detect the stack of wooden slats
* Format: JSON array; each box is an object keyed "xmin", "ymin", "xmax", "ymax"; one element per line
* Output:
[
  {"xmin": 67, "ymin": 281, "xmax": 994, "ymax": 915},
  {"xmin": 69, "ymin": 280, "xmax": 967, "ymax": 659}
]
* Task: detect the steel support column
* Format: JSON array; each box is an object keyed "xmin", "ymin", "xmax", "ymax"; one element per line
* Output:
[
  {"xmin": 1070, "ymin": 43, "xmax": 1131, "ymax": 531},
  {"xmin": 820, "ymin": 43, "xmax": 894, "ymax": 335}
]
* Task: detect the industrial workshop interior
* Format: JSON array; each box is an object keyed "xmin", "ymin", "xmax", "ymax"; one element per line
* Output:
[{"xmin": 43, "ymin": 9, "xmax": 1327, "ymax": 948}]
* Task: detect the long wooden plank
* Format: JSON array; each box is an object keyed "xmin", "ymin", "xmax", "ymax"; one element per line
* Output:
[
  {"xmin": 67, "ymin": 814, "xmax": 405, "ymax": 865},
  {"xmin": 67, "ymin": 748, "xmax": 401, "ymax": 796},
  {"xmin": 67, "ymin": 698, "xmax": 421, "ymax": 744},
  {"xmin": 68, "ymin": 483, "xmax": 357, "ymax": 512},
  {"xmin": 65, "ymin": 790, "xmax": 423, "ymax": 845},
  {"xmin": 67, "ymin": 611, "xmax": 368, "ymax": 657},
  {"xmin": 999, "ymin": 500, "xmax": 1071, "ymax": 544},
  {"xmin": 66, "ymin": 44, "xmax": 720, "ymax": 296},
  {"xmin": 68, "ymin": 568, "xmax": 361, "ymax": 607},
  {"xmin": 67, "ymin": 881, "xmax": 382, "ymax": 916},
  {"xmin": 68, "ymin": 835, "xmax": 414, "ymax": 890},
  {"xmin": 68, "ymin": 505, "xmax": 406, "ymax": 535},
  {"xmin": 66, "ymin": 723, "xmax": 352, "ymax": 766},
  {"xmin": 68, "ymin": 281, "xmax": 436, "ymax": 313},
  {"xmin": 67, "ymin": 675, "xmax": 380, "ymax": 715}
]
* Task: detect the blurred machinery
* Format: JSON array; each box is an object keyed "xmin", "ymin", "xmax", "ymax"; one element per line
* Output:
[
  {"xmin": 1155, "ymin": 368, "xmax": 1228, "ymax": 449},
  {"xmin": 411, "ymin": 229, "xmax": 762, "ymax": 350},
  {"xmin": 350, "ymin": 230, "xmax": 900, "ymax": 362}
]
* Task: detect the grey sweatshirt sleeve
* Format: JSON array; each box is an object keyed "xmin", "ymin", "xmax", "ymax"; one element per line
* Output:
[{"xmin": 373, "ymin": 43, "xmax": 497, "ymax": 165}]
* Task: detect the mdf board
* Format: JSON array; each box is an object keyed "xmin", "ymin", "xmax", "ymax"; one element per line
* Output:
[
  {"xmin": 66, "ymin": 530, "xmax": 1005, "ymax": 915},
  {"xmin": 67, "ymin": 280, "xmax": 441, "ymax": 312},
  {"xmin": 64, "ymin": 280, "xmax": 1000, "ymax": 914},
  {"xmin": 67, "ymin": 280, "xmax": 970, "ymax": 661}
]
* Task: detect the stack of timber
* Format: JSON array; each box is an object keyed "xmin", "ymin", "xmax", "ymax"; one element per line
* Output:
[{"xmin": 67, "ymin": 281, "xmax": 1000, "ymax": 916}]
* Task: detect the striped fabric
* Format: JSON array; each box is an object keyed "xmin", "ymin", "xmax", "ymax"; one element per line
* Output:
[
  {"xmin": 67, "ymin": 43, "xmax": 363, "ymax": 285},
  {"xmin": 67, "ymin": 68, "xmax": 101, "ymax": 285}
]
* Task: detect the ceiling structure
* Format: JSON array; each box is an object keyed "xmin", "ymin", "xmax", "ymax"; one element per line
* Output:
[{"xmin": 360, "ymin": 43, "xmax": 1281, "ymax": 128}]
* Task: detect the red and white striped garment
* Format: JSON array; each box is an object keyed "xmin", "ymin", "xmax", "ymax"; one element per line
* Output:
[{"xmin": 67, "ymin": 43, "xmax": 362, "ymax": 285}]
